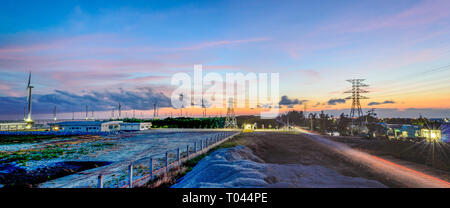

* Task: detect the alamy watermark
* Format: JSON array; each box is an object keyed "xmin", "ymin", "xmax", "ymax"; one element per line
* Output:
[{"xmin": 171, "ymin": 65, "xmax": 279, "ymax": 118}]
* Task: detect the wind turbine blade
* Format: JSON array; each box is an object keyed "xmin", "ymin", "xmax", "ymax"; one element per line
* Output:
[{"xmin": 27, "ymin": 72, "xmax": 31, "ymax": 87}]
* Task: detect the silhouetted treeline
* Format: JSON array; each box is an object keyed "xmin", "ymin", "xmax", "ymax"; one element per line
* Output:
[
  {"xmin": 120, "ymin": 117, "xmax": 225, "ymax": 128},
  {"xmin": 236, "ymin": 115, "xmax": 280, "ymax": 129}
]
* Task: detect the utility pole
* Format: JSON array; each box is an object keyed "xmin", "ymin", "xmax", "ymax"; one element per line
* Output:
[
  {"xmin": 85, "ymin": 105, "xmax": 89, "ymax": 121},
  {"xmin": 153, "ymin": 102, "xmax": 157, "ymax": 118},
  {"xmin": 179, "ymin": 93, "xmax": 184, "ymax": 117},
  {"xmin": 118, "ymin": 103, "xmax": 122, "ymax": 119},
  {"xmin": 53, "ymin": 106, "xmax": 57, "ymax": 121},
  {"xmin": 304, "ymin": 103, "xmax": 307, "ymax": 126}
]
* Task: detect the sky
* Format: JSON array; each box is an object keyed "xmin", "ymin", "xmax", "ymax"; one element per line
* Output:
[{"xmin": 0, "ymin": 0, "xmax": 450, "ymax": 120}]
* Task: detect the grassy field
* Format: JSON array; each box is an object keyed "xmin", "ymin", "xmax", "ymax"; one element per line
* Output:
[
  {"xmin": 0, "ymin": 135, "xmax": 69, "ymax": 145},
  {"xmin": 0, "ymin": 140, "xmax": 114, "ymax": 165}
]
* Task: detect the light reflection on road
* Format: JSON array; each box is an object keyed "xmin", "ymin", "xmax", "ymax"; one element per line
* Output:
[{"xmin": 294, "ymin": 127, "xmax": 450, "ymax": 188}]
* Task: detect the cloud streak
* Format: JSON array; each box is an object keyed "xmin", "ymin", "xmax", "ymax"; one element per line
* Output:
[
  {"xmin": 328, "ymin": 98, "xmax": 346, "ymax": 105},
  {"xmin": 279, "ymin": 95, "xmax": 307, "ymax": 106},
  {"xmin": 368, "ymin": 100, "xmax": 396, "ymax": 106},
  {"xmin": 0, "ymin": 87, "xmax": 171, "ymax": 116}
]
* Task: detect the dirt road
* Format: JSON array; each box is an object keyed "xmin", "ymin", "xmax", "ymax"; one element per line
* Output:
[
  {"xmin": 234, "ymin": 132, "xmax": 399, "ymax": 187},
  {"xmin": 233, "ymin": 131, "xmax": 450, "ymax": 188}
]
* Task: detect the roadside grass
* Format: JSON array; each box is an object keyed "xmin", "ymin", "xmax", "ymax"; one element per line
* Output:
[{"xmin": 144, "ymin": 133, "xmax": 246, "ymax": 188}]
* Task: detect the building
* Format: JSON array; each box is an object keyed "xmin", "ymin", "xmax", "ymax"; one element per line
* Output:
[
  {"xmin": 400, "ymin": 125, "xmax": 421, "ymax": 138},
  {"xmin": 385, "ymin": 124, "xmax": 402, "ymax": 139},
  {"xmin": 120, "ymin": 122, "xmax": 152, "ymax": 131},
  {"xmin": 385, "ymin": 124, "xmax": 421, "ymax": 139},
  {"xmin": 49, "ymin": 121, "xmax": 123, "ymax": 133},
  {"xmin": 441, "ymin": 124, "xmax": 450, "ymax": 142},
  {"xmin": 49, "ymin": 121, "xmax": 152, "ymax": 132},
  {"xmin": 0, "ymin": 122, "xmax": 29, "ymax": 131},
  {"xmin": 420, "ymin": 129, "xmax": 442, "ymax": 142}
]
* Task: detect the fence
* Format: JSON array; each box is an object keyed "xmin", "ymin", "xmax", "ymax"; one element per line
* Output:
[{"xmin": 94, "ymin": 131, "xmax": 240, "ymax": 188}]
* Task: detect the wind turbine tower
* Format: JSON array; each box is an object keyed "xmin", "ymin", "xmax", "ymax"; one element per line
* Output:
[
  {"xmin": 25, "ymin": 72, "xmax": 34, "ymax": 124},
  {"xmin": 53, "ymin": 106, "xmax": 57, "ymax": 121}
]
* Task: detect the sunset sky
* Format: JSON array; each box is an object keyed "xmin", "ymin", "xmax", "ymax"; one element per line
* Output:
[{"xmin": 1, "ymin": 0, "xmax": 450, "ymax": 119}]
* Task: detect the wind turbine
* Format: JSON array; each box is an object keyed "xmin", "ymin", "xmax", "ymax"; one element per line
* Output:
[{"xmin": 25, "ymin": 72, "xmax": 34, "ymax": 123}]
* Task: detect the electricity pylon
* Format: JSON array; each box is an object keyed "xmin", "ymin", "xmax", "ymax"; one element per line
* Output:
[
  {"xmin": 224, "ymin": 98, "xmax": 237, "ymax": 129},
  {"xmin": 345, "ymin": 79, "xmax": 369, "ymax": 118}
]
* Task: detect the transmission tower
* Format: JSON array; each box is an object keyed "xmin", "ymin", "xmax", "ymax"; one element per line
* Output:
[
  {"xmin": 224, "ymin": 98, "xmax": 237, "ymax": 128},
  {"xmin": 345, "ymin": 79, "xmax": 369, "ymax": 118},
  {"xmin": 201, "ymin": 98, "xmax": 207, "ymax": 117}
]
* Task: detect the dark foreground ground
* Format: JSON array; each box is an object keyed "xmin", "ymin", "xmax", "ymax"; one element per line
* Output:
[
  {"xmin": 230, "ymin": 132, "xmax": 400, "ymax": 187},
  {"xmin": 226, "ymin": 131, "xmax": 450, "ymax": 188}
]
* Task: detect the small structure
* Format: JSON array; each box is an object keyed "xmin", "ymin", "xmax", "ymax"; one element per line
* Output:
[
  {"xmin": 243, "ymin": 123, "xmax": 256, "ymax": 133},
  {"xmin": 441, "ymin": 124, "xmax": 449, "ymax": 143},
  {"xmin": 0, "ymin": 122, "xmax": 29, "ymax": 131},
  {"xmin": 399, "ymin": 125, "xmax": 421, "ymax": 138},
  {"xmin": 49, "ymin": 121, "xmax": 123, "ymax": 133},
  {"xmin": 385, "ymin": 124, "xmax": 421, "ymax": 139},
  {"xmin": 420, "ymin": 129, "xmax": 442, "ymax": 142},
  {"xmin": 120, "ymin": 122, "xmax": 152, "ymax": 131}
]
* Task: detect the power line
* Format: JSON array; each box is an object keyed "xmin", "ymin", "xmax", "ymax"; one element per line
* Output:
[{"xmin": 371, "ymin": 63, "xmax": 450, "ymax": 89}]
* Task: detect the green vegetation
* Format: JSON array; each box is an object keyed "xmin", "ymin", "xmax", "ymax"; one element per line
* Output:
[
  {"xmin": 0, "ymin": 141, "xmax": 116, "ymax": 165},
  {"xmin": 236, "ymin": 115, "xmax": 279, "ymax": 129},
  {"xmin": 118, "ymin": 117, "xmax": 225, "ymax": 128},
  {"xmin": 0, "ymin": 147, "xmax": 66, "ymax": 165},
  {"xmin": 0, "ymin": 135, "xmax": 70, "ymax": 145}
]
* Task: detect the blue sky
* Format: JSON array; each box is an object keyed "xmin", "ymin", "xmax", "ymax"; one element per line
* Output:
[{"xmin": 0, "ymin": 0, "xmax": 450, "ymax": 119}]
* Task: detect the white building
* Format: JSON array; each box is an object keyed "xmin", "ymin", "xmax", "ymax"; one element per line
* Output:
[
  {"xmin": 49, "ymin": 121, "xmax": 123, "ymax": 132},
  {"xmin": 49, "ymin": 121, "xmax": 151, "ymax": 132},
  {"xmin": 120, "ymin": 122, "xmax": 152, "ymax": 131},
  {"xmin": 0, "ymin": 122, "xmax": 29, "ymax": 131}
]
